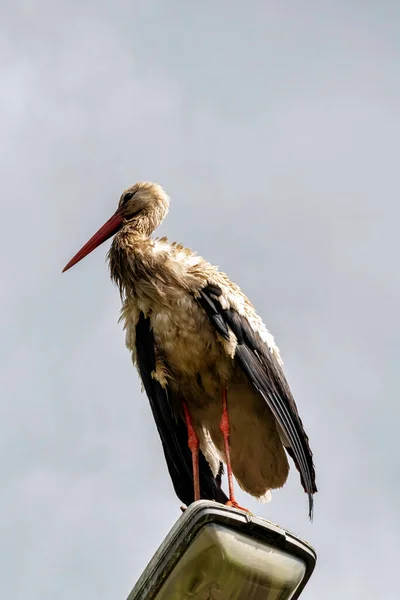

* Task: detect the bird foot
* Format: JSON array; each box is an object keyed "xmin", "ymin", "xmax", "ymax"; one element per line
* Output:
[
  {"xmin": 225, "ymin": 499, "xmax": 251, "ymax": 513},
  {"xmin": 180, "ymin": 505, "xmax": 187, "ymax": 513}
]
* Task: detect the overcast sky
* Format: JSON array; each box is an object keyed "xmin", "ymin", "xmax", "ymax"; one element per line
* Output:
[{"xmin": 1, "ymin": 1, "xmax": 400, "ymax": 598}]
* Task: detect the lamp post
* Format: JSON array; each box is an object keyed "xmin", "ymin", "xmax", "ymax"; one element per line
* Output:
[{"xmin": 127, "ymin": 501, "xmax": 316, "ymax": 600}]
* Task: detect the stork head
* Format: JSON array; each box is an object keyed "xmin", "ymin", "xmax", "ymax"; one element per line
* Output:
[
  {"xmin": 117, "ymin": 181, "xmax": 170, "ymax": 227},
  {"xmin": 62, "ymin": 181, "xmax": 170, "ymax": 272}
]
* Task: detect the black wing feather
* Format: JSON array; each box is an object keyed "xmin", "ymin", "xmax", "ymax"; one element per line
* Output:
[
  {"xmin": 135, "ymin": 312, "xmax": 228, "ymax": 506},
  {"xmin": 197, "ymin": 285, "xmax": 317, "ymax": 519}
]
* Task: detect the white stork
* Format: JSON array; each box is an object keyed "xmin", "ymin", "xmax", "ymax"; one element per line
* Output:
[{"xmin": 63, "ymin": 182, "xmax": 317, "ymax": 518}]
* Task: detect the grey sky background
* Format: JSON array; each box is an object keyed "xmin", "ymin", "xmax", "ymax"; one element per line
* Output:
[{"xmin": 1, "ymin": 1, "xmax": 399, "ymax": 598}]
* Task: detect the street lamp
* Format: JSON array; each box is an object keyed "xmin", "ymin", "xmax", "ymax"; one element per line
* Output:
[{"xmin": 127, "ymin": 500, "xmax": 316, "ymax": 600}]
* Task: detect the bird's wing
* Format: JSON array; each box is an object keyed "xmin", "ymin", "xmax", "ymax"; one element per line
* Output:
[
  {"xmin": 196, "ymin": 284, "xmax": 317, "ymax": 519},
  {"xmin": 135, "ymin": 312, "xmax": 228, "ymax": 506}
]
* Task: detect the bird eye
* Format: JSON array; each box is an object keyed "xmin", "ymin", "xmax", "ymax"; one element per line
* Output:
[{"xmin": 123, "ymin": 192, "xmax": 135, "ymax": 203}]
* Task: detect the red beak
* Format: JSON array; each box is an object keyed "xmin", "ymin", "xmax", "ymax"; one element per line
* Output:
[{"xmin": 62, "ymin": 212, "xmax": 124, "ymax": 273}]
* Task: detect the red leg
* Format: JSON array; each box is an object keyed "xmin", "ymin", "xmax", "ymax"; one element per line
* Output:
[
  {"xmin": 220, "ymin": 389, "xmax": 249, "ymax": 512},
  {"xmin": 182, "ymin": 402, "xmax": 200, "ymax": 502}
]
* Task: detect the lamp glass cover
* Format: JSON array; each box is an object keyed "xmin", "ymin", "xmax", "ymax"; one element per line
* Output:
[{"xmin": 155, "ymin": 522, "xmax": 306, "ymax": 600}]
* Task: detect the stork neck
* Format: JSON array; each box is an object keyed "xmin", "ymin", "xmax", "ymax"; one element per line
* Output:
[
  {"xmin": 108, "ymin": 205, "xmax": 167, "ymax": 296},
  {"xmin": 125, "ymin": 214, "xmax": 154, "ymax": 237},
  {"xmin": 112, "ymin": 221, "xmax": 152, "ymax": 253},
  {"xmin": 108, "ymin": 224, "xmax": 153, "ymax": 296},
  {"xmin": 126, "ymin": 199, "xmax": 168, "ymax": 237}
]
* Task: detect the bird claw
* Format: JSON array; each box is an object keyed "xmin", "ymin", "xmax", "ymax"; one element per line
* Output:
[{"xmin": 225, "ymin": 500, "xmax": 252, "ymax": 513}]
